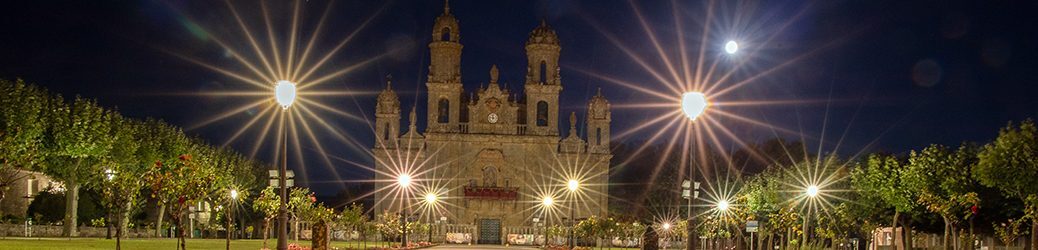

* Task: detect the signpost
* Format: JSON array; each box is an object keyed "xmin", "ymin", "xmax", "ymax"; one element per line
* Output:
[{"xmin": 746, "ymin": 221, "xmax": 759, "ymax": 250}]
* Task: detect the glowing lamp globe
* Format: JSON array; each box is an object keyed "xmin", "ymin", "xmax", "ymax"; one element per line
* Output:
[
  {"xmin": 424, "ymin": 193, "xmax": 438, "ymax": 204},
  {"xmin": 717, "ymin": 200, "xmax": 730, "ymax": 211},
  {"xmin": 662, "ymin": 223, "xmax": 671, "ymax": 230},
  {"xmin": 230, "ymin": 189, "xmax": 239, "ymax": 199},
  {"xmin": 806, "ymin": 185, "xmax": 820, "ymax": 197},
  {"xmin": 725, "ymin": 40, "xmax": 739, "ymax": 54},
  {"xmin": 681, "ymin": 92, "xmax": 709, "ymax": 120},
  {"xmin": 542, "ymin": 196, "xmax": 554, "ymax": 207},
  {"xmin": 274, "ymin": 80, "xmax": 297, "ymax": 109},
  {"xmin": 396, "ymin": 174, "xmax": 412, "ymax": 188},
  {"xmin": 567, "ymin": 179, "xmax": 580, "ymax": 192}
]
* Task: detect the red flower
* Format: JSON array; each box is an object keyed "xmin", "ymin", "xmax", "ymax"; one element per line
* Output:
[
  {"xmin": 971, "ymin": 205, "xmax": 978, "ymax": 214},
  {"xmin": 310, "ymin": 196, "xmax": 317, "ymax": 203}
]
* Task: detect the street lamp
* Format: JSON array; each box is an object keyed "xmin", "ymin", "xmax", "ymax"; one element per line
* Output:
[
  {"xmin": 724, "ymin": 40, "xmax": 739, "ymax": 54},
  {"xmin": 226, "ymin": 188, "xmax": 239, "ymax": 250},
  {"xmin": 803, "ymin": 185, "xmax": 820, "ymax": 244},
  {"xmin": 398, "ymin": 174, "xmax": 413, "ymax": 188},
  {"xmin": 717, "ymin": 200, "xmax": 730, "ymax": 212},
  {"xmin": 273, "ymin": 79, "xmax": 296, "ymax": 250},
  {"xmin": 541, "ymin": 196, "xmax": 555, "ymax": 247},
  {"xmin": 423, "ymin": 193, "xmax": 438, "ymax": 243},
  {"xmin": 566, "ymin": 179, "xmax": 580, "ymax": 249},
  {"xmin": 806, "ymin": 185, "xmax": 819, "ymax": 198},
  {"xmin": 681, "ymin": 91, "xmax": 709, "ymax": 250},
  {"xmin": 396, "ymin": 173, "xmax": 414, "ymax": 247}
]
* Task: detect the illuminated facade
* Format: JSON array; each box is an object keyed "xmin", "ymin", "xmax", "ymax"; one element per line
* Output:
[{"xmin": 371, "ymin": 2, "xmax": 611, "ymax": 243}]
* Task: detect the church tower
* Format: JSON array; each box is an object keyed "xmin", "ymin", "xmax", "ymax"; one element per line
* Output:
[
  {"xmin": 375, "ymin": 77, "xmax": 401, "ymax": 149},
  {"xmin": 587, "ymin": 88, "xmax": 611, "ymax": 154},
  {"xmin": 524, "ymin": 20, "xmax": 563, "ymax": 136},
  {"xmin": 426, "ymin": 0, "xmax": 464, "ymax": 133}
]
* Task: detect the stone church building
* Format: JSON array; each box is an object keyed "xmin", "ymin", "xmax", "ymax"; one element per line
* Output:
[{"xmin": 371, "ymin": 2, "xmax": 611, "ymax": 244}]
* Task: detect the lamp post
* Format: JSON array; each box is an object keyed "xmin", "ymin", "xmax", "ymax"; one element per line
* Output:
[
  {"xmin": 274, "ymin": 80, "xmax": 296, "ymax": 250},
  {"xmin": 681, "ymin": 91, "xmax": 709, "ymax": 250},
  {"xmin": 226, "ymin": 189, "xmax": 238, "ymax": 250},
  {"xmin": 541, "ymin": 196, "xmax": 554, "ymax": 248},
  {"xmin": 424, "ymin": 193, "xmax": 438, "ymax": 243},
  {"xmin": 803, "ymin": 185, "xmax": 819, "ymax": 244},
  {"xmin": 567, "ymin": 179, "xmax": 580, "ymax": 249},
  {"xmin": 397, "ymin": 174, "xmax": 413, "ymax": 247}
]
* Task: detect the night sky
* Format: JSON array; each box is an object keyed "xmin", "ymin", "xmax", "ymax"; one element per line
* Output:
[{"xmin": 2, "ymin": 0, "xmax": 1037, "ymax": 196}]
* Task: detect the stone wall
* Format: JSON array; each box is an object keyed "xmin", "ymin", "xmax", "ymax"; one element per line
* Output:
[{"xmin": 0, "ymin": 224, "xmax": 151, "ymax": 238}]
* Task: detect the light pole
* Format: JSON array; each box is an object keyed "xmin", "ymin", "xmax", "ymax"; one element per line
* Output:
[
  {"xmin": 226, "ymin": 189, "xmax": 238, "ymax": 250},
  {"xmin": 396, "ymin": 174, "xmax": 413, "ymax": 247},
  {"xmin": 274, "ymin": 80, "xmax": 296, "ymax": 250},
  {"xmin": 541, "ymin": 196, "xmax": 555, "ymax": 248},
  {"xmin": 424, "ymin": 193, "xmax": 438, "ymax": 243},
  {"xmin": 803, "ymin": 185, "xmax": 819, "ymax": 244},
  {"xmin": 681, "ymin": 91, "xmax": 709, "ymax": 250},
  {"xmin": 567, "ymin": 179, "xmax": 580, "ymax": 249}
]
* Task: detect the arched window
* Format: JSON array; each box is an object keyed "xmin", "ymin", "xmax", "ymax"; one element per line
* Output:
[
  {"xmin": 539, "ymin": 61, "xmax": 547, "ymax": 83},
  {"xmin": 440, "ymin": 27, "xmax": 451, "ymax": 42},
  {"xmin": 383, "ymin": 122, "xmax": 390, "ymax": 141},
  {"xmin": 596, "ymin": 128, "xmax": 602, "ymax": 145},
  {"xmin": 536, "ymin": 101, "xmax": 548, "ymax": 127},
  {"xmin": 437, "ymin": 98, "xmax": 450, "ymax": 123}
]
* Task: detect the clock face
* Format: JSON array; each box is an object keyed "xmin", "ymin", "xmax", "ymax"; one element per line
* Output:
[{"xmin": 488, "ymin": 113, "xmax": 499, "ymax": 124}]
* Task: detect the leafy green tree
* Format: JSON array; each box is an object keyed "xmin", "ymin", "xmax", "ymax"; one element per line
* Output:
[
  {"xmin": 138, "ymin": 119, "xmax": 191, "ymax": 238},
  {"xmin": 852, "ymin": 154, "xmax": 919, "ymax": 250},
  {"xmin": 146, "ymin": 152, "xmax": 218, "ymax": 250},
  {"xmin": 86, "ymin": 116, "xmax": 146, "ymax": 249},
  {"xmin": 904, "ymin": 144, "xmax": 981, "ymax": 250},
  {"xmin": 975, "ymin": 120, "xmax": 1038, "ymax": 250},
  {"xmin": 0, "ymin": 79, "xmax": 50, "ymax": 206},
  {"xmin": 43, "ymin": 96, "xmax": 115, "ymax": 237},
  {"xmin": 252, "ymin": 186, "xmax": 280, "ymax": 249}
]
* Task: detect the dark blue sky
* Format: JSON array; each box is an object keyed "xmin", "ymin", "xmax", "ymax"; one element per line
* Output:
[{"xmin": 2, "ymin": 0, "xmax": 1037, "ymax": 195}]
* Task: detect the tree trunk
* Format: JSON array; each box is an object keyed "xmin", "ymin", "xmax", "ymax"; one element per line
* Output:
[
  {"xmin": 1030, "ymin": 221, "xmax": 1037, "ymax": 250},
  {"xmin": 115, "ymin": 212, "xmax": 123, "ymax": 250},
  {"xmin": 892, "ymin": 211, "xmax": 901, "ymax": 250},
  {"xmin": 262, "ymin": 219, "xmax": 270, "ymax": 249},
  {"xmin": 106, "ymin": 213, "xmax": 113, "ymax": 239},
  {"xmin": 225, "ymin": 211, "xmax": 231, "ymax": 250},
  {"xmin": 905, "ymin": 220, "xmax": 914, "ymax": 250},
  {"xmin": 156, "ymin": 204, "xmax": 165, "ymax": 238},
  {"xmin": 63, "ymin": 180, "xmax": 80, "ymax": 237},
  {"xmin": 943, "ymin": 216, "xmax": 951, "ymax": 250}
]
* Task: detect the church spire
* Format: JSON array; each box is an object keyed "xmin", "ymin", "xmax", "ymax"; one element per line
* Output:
[
  {"xmin": 444, "ymin": 0, "xmax": 450, "ymax": 14},
  {"xmin": 569, "ymin": 111, "xmax": 578, "ymax": 135},
  {"xmin": 409, "ymin": 106, "xmax": 418, "ymax": 130}
]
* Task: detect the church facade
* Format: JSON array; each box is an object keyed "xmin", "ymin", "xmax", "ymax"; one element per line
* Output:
[{"xmin": 371, "ymin": 3, "xmax": 611, "ymax": 244}]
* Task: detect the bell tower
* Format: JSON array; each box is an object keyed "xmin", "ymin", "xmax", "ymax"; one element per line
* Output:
[
  {"xmin": 587, "ymin": 88, "xmax": 611, "ymax": 154},
  {"xmin": 375, "ymin": 77, "xmax": 401, "ymax": 149},
  {"xmin": 524, "ymin": 20, "xmax": 563, "ymax": 136},
  {"xmin": 426, "ymin": 0, "xmax": 464, "ymax": 133}
]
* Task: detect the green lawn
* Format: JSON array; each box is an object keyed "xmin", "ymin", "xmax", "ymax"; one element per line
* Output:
[{"xmin": 0, "ymin": 238, "xmax": 396, "ymax": 250}]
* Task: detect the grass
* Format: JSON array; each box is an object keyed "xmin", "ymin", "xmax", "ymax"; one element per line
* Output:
[{"xmin": 0, "ymin": 238, "xmax": 397, "ymax": 250}]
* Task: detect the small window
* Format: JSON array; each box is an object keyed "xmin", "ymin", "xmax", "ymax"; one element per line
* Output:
[
  {"xmin": 438, "ymin": 98, "xmax": 450, "ymax": 123},
  {"xmin": 539, "ymin": 61, "xmax": 547, "ymax": 83},
  {"xmin": 596, "ymin": 128, "xmax": 602, "ymax": 145},
  {"xmin": 382, "ymin": 122, "xmax": 390, "ymax": 141},
  {"xmin": 441, "ymin": 27, "xmax": 451, "ymax": 41},
  {"xmin": 536, "ymin": 101, "xmax": 548, "ymax": 126}
]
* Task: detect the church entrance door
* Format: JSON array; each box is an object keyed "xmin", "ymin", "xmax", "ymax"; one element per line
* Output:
[{"xmin": 477, "ymin": 218, "xmax": 502, "ymax": 244}]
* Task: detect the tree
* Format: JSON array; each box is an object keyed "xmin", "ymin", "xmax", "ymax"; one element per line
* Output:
[
  {"xmin": 43, "ymin": 96, "xmax": 115, "ymax": 237},
  {"xmin": 852, "ymin": 154, "xmax": 920, "ymax": 250},
  {"xmin": 146, "ymin": 152, "xmax": 218, "ymax": 250},
  {"xmin": 86, "ymin": 116, "xmax": 146, "ymax": 250},
  {"xmin": 253, "ymin": 186, "xmax": 280, "ymax": 249},
  {"xmin": 975, "ymin": 120, "xmax": 1038, "ymax": 250},
  {"xmin": 0, "ymin": 79, "xmax": 49, "ymax": 207},
  {"xmin": 904, "ymin": 144, "xmax": 981, "ymax": 250}
]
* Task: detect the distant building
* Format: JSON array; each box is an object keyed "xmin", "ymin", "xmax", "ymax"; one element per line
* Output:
[
  {"xmin": 0, "ymin": 169, "xmax": 62, "ymax": 218},
  {"xmin": 371, "ymin": 1, "xmax": 611, "ymax": 245}
]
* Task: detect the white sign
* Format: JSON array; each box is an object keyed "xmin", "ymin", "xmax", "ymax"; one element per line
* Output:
[{"xmin": 746, "ymin": 220, "xmax": 759, "ymax": 233}]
